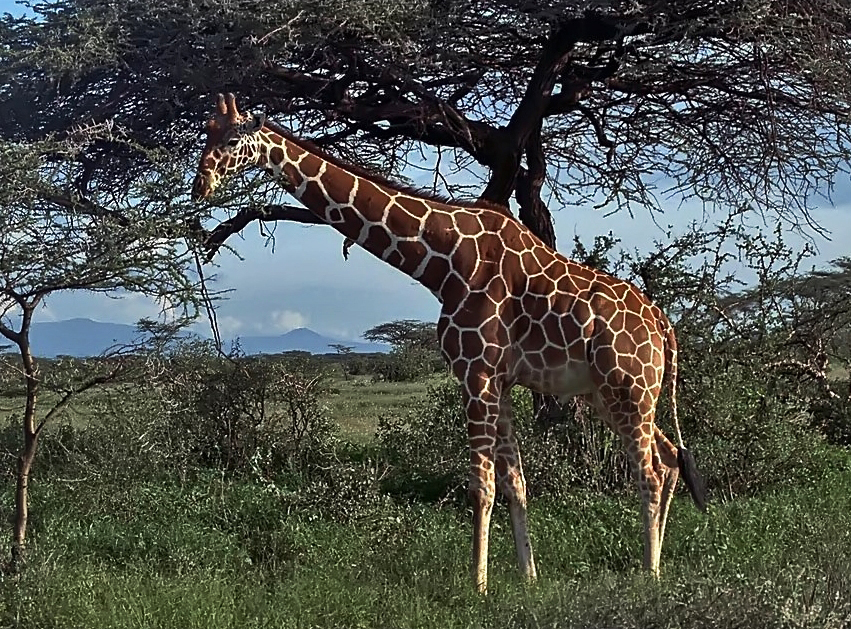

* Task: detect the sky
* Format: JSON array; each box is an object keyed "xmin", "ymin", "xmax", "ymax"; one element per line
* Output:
[
  {"xmin": 4, "ymin": 0, "xmax": 851, "ymax": 343},
  {"xmin": 38, "ymin": 191, "xmax": 851, "ymax": 343}
]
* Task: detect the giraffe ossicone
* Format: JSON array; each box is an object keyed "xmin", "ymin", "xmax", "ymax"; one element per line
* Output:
[{"xmin": 191, "ymin": 92, "xmax": 707, "ymax": 593}]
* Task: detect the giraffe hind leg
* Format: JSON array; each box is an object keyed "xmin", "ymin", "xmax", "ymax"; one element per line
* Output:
[
  {"xmin": 631, "ymin": 432, "xmax": 663, "ymax": 575},
  {"xmin": 495, "ymin": 394, "xmax": 537, "ymax": 582},
  {"xmin": 652, "ymin": 426, "xmax": 680, "ymax": 567},
  {"xmin": 598, "ymin": 406, "xmax": 663, "ymax": 576},
  {"xmin": 595, "ymin": 391, "xmax": 664, "ymax": 575}
]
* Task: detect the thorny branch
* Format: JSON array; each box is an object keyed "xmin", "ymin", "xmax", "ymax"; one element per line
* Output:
[{"xmin": 2, "ymin": 1, "xmax": 851, "ymax": 259}]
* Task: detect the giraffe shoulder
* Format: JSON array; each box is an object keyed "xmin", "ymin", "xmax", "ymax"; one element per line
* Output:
[{"xmin": 471, "ymin": 199, "xmax": 512, "ymax": 216}]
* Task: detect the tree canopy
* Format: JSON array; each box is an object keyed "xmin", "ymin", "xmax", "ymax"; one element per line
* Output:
[
  {"xmin": 0, "ymin": 118, "xmax": 201, "ymax": 568},
  {"xmin": 363, "ymin": 320, "xmax": 438, "ymax": 350},
  {"xmin": 2, "ymin": 0, "xmax": 850, "ymax": 252}
]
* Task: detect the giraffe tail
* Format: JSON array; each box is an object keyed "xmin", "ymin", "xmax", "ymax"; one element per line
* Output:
[{"xmin": 663, "ymin": 319, "xmax": 708, "ymax": 513}]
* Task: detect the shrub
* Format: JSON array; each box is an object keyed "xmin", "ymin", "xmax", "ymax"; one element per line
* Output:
[
  {"xmin": 370, "ymin": 345, "xmax": 445, "ymax": 382},
  {"xmin": 141, "ymin": 342, "xmax": 339, "ymax": 479},
  {"xmin": 376, "ymin": 378, "xmax": 467, "ymax": 501},
  {"xmin": 5, "ymin": 342, "xmax": 340, "ymax": 485},
  {"xmin": 810, "ymin": 387, "xmax": 851, "ymax": 447},
  {"xmin": 376, "ymin": 379, "xmax": 632, "ymax": 502}
]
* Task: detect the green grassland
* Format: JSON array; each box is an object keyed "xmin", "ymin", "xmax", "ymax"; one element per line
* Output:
[
  {"xmin": 0, "ymin": 371, "xmax": 850, "ymax": 628},
  {"xmin": 325, "ymin": 375, "xmax": 438, "ymax": 441},
  {"xmin": 2, "ymin": 469, "xmax": 849, "ymax": 628}
]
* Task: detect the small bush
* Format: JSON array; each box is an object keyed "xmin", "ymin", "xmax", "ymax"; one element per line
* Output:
[
  {"xmin": 145, "ymin": 343, "xmax": 339, "ymax": 479},
  {"xmin": 513, "ymin": 395, "xmax": 632, "ymax": 497},
  {"xmin": 810, "ymin": 387, "xmax": 851, "ymax": 447},
  {"xmin": 371, "ymin": 345, "xmax": 444, "ymax": 382},
  {"xmin": 8, "ymin": 342, "xmax": 340, "ymax": 485},
  {"xmin": 376, "ymin": 379, "xmax": 632, "ymax": 502},
  {"xmin": 376, "ymin": 378, "xmax": 467, "ymax": 501}
]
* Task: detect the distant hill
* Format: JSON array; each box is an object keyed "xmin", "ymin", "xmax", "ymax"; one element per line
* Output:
[
  {"xmin": 21, "ymin": 319, "xmax": 388, "ymax": 358},
  {"xmin": 235, "ymin": 327, "xmax": 387, "ymax": 355},
  {"xmin": 30, "ymin": 318, "xmax": 142, "ymax": 357}
]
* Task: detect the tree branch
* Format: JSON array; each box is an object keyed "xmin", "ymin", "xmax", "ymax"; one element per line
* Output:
[
  {"xmin": 765, "ymin": 359, "xmax": 840, "ymax": 400},
  {"xmin": 36, "ymin": 365, "xmax": 125, "ymax": 434},
  {"xmin": 482, "ymin": 11, "xmax": 642, "ymax": 205},
  {"xmin": 0, "ymin": 320, "xmax": 22, "ymax": 346},
  {"xmin": 201, "ymin": 204, "xmax": 326, "ymax": 262},
  {"xmin": 515, "ymin": 121, "xmax": 556, "ymax": 248}
]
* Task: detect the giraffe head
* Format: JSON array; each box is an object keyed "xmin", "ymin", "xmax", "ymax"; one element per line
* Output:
[{"xmin": 191, "ymin": 93, "xmax": 268, "ymax": 200}]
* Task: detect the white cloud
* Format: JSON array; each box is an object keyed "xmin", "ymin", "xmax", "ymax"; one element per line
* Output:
[
  {"xmin": 215, "ymin": 315, "xmax": 245, "ymax": 337},
  {"xmin": 269, "ymin": 309, "xmax": 308, "ymax": 332},
  {"xmin": 190, "ymin": 314, "xmax": 243, "ymax": 339},
  {"xmin": 319, "ymin": 325, "xmax": 357, "ymax": 342}
]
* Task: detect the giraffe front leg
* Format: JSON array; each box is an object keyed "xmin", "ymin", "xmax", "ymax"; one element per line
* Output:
[
  {"xmin": 463, "ymin": 375, "xmax": 500, "ymax": 594},
  {"xmin": 495, "ymin": 394, "xmax": 537, "ymax": 583}
]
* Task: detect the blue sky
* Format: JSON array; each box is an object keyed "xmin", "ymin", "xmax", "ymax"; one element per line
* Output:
[
  {"xmin": 4, "ymin": 0, "xmax": 850, "ymax": 342},
  {"xmin": 40, "ymin": 191, "xmax": 851, "ymax": 342}
]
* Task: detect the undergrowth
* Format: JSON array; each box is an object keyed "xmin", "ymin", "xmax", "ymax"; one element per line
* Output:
[{"xmin": 0, "ymin": 459, "xmax": 849, "ymax": 629}]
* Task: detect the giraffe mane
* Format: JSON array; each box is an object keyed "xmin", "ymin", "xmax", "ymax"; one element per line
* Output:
[{"xmin": 261, "ymin": 119, "xmax": 513, "ymax": 217}]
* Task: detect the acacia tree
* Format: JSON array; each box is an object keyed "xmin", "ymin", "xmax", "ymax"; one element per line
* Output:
[
  {"xmin": 1, "ymin": 0, "xmax": 849, "ymax": 247},
  {"xmin": 1, "ymin": 1, "xmax": 849, "ymax": 418},
  {"xmin": 0, "ymin": 125, "xmax": 200, "ymax": 570},
  {"xmin": 363, "ymin": 320, "xmax": 439, "ymax": 351}
]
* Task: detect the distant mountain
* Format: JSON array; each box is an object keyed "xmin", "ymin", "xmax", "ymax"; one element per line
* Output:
[
  {"xmin": 21, "ymin": 319, "xmax": 388, "ymax": 357},
  {"xmin": 30, "ymin": 318, "xmax": 142, "ymax": 357},
  {"xmin": 234, "ymin": 327, "xmax": 387, "ymax": 355}
]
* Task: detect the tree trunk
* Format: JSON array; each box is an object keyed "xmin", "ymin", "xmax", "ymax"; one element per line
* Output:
[
  {"xmin": 11, "ymin": 423, "xmax": 38, "ymax": 571},
  {"xmin": 8, "ymin": 310, "xmax": 39, "ymax": 572}
]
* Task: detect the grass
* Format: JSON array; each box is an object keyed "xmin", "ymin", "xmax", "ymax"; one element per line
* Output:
[
  {"xmin": 1, "ymin": 465, "xmax": 850, "ymax": 628},
  {"xmin": 325, "ymin": 375, "xmax": 440, "ymax": 441},
  {"xmin": 0, "ymin": 380, "xmax": 433, "ymax": 469},
  {"xmin": 0, "ymin": 372, "xmax": 438, "ymax": 442},
  {"xmin": 1, "ymin": 367, "xmax": 850, "ymax": 628}
]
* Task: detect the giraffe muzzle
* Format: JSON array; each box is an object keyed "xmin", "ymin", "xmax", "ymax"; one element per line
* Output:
[{"xmin": 191, "ymin": 174, "xmax": 212, "ymax": 201}]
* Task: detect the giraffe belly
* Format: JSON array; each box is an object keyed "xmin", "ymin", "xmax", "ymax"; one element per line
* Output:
[{"xmin": 518, "ymin": 359, "xmax": 595, "ymax": 401}]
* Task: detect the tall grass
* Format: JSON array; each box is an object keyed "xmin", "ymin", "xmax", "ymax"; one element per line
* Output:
[
  {"xmin": 1, "ymin": 354, "xmax": 850, "ymax": 628},
  {"xmin": 2, "ymin": 460, "xmax": 849, "ymax": 629}
]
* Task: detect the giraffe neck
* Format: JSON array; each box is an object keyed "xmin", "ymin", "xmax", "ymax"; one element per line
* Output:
[{"xmin": 252, "ymin": 126, "xmax": 467, "ymax": 296}]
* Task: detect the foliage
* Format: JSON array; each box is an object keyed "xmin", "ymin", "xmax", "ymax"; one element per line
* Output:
[
  {"xmin": 0, "ymin": 124, "xmax": 201, "ymax": 567},
  {"xmin": 363, "ymin": 320, "xmax": 438, "ymax": 351},
  {"xmin": 621, "ymin": 219, "xmax": 851, "ymax": 496},
  {"xmin": 140, "ymin": 341, "xmax": 340, "ymax": 479},
  {"xmin": 0, "ymin": 342, "xmax": 340, "ymax": 487},
  {"xmin": 2, "ymin": 0, "xmax": 850, "ymax": 254},
  {"xmin": 377, "ymin": 378, "xmax": 468, "ymax": 501},
  {"xmin": 377, "ymin": 378, "xmax": 634, "ymax": 501},
  {"xmin": 369, "ymin": 345, "xmax": 445, "ymax": 383},
  {"xmin": 360, "ymin": 320, "xmax": 444, "ymax": 382}
]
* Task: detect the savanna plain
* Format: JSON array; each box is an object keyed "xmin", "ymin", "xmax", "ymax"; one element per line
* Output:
[{"xmin": 1, "ymin": 350, "xmax": 850, "ymax": 629}]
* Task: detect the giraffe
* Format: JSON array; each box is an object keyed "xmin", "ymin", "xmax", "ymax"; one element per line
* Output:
[{"xmin": 191, "ymin": 93, "xmax": 707, "ymax": 593}]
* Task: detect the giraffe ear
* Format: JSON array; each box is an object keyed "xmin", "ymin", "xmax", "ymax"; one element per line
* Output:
[
  {"xmin": 225, "ymin": 92, "xmax": 240, "ymax": 123},
  {"xmin": 243, "ymin": 112, "xmax": 266, "ymax": 133}
]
